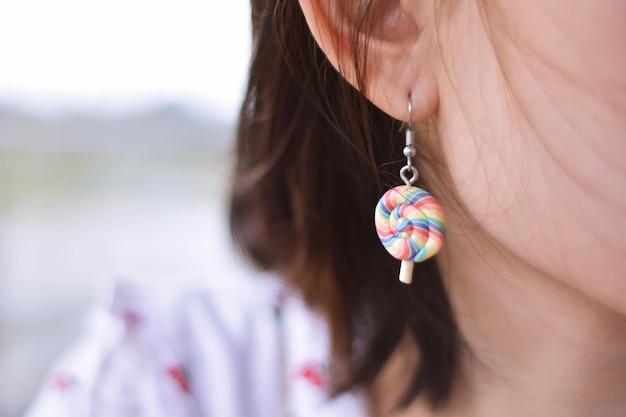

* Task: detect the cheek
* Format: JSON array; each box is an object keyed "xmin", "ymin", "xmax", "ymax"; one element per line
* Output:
[
  {"xmin": 442, "ymin": 102, "xmax": 626, "ymax": 315},
  {"xmin": 494, "ymin": 1, "xmax": 626, "ymax": 312},
  {"xmin": 436, "ymin": 0, "xmax": 626, "ymax": 314}
]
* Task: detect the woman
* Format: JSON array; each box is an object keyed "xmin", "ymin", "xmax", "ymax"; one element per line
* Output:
[
  {"xmin": 26, "ymin": 0, "xmax": 626, "ymax": 416},
  {"xmin": 231, "ymin": 0, "xmax": 626, "ymax": 415}
]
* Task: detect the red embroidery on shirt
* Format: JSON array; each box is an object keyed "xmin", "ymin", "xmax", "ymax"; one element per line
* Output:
[
  {"xmin": 296, "ymin": 362, "xmax": 326, "ymax": 388},
  {"xmin": 167, "ymin": 365, "xmax": 191, "ymax": 393},
  {"xmin": 121, "ymin": 310, "xmax": 141, "ymax": 328},
  {"xmin": 50, "ymin": 372, "xmax": 74, "ymax": 392}
]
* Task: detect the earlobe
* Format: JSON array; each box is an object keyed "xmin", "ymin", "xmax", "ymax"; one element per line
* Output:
[{"xmin": 297, "ymin": 0, "xmax": 439, "ymax": 123}]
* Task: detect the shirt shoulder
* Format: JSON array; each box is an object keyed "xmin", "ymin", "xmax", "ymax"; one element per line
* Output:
[{"xmin": 24, "ymin": 276, "xmax": 369, "ymax": 417}]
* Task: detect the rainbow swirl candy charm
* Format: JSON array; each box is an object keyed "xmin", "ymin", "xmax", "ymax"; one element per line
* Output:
[{"xmin": 375, "ymin": 185, "xmax": 446, "ymax": 265}]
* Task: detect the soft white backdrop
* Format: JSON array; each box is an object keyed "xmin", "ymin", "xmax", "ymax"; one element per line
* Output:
[
  {"xmin": 0, "ymin": 0, "xmax": 250, "ymax": 120},
  {"xmin": 0, "ymin": 2, "xmax": 251, "ymax": 416}
]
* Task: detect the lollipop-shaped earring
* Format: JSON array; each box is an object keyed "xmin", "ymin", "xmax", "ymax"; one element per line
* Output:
[{"xmin": 374, "ymin": 95, "xmax": 446, "ymax": 284}]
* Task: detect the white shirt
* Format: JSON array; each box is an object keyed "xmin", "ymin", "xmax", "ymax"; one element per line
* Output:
[{"xmin": 24, "ymin": 277, "xmax": 368, "ymax": 417}]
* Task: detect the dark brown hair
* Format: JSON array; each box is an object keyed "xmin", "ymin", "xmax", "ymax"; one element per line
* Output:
[{"xmin": 229, "ymin": 0, "xmax": 460, "ymax": 408}]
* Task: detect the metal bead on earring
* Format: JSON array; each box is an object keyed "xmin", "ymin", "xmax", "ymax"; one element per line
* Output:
[{"xmin": 374, "ymin": 94, "xmax": 447, "ymax": 284}]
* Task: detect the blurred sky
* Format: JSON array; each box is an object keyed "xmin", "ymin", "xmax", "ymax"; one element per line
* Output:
[{"xmin": 0, "ymin": 0, "xmax": 251, "ymax": 121}]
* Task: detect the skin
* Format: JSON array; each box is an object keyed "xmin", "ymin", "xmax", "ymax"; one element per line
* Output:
[{"xmin": 298, "ymin": 0, "xmax": 626, "ymax": 415}]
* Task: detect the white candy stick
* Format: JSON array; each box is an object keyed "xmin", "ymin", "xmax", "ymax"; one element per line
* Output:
[{"xmin": 399, "ymin": 260, "xmax": 414, "ymax": 284}]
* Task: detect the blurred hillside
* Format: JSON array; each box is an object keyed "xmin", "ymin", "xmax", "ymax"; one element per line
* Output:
[{"xmin": 0, "ymin": 103, "xmax": 233, "ymax": 156}]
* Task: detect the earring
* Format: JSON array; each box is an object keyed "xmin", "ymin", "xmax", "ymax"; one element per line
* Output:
[{"xmin": 374, "ymin": 94, "xmax": 446, "ymax": 284}]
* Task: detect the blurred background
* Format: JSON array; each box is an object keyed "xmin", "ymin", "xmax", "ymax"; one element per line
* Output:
[{"xmin": 0, "ymin": 1, "xmax": 251, "ymax": 415}]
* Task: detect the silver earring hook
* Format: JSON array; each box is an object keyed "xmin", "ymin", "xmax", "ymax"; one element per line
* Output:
[
  {"xmin": 407, "ymin": 93, "xmax": 412, "ymax": 131},
  {"xmin": 400, "ymin": 93, "xmax": 418, "ymax": 186}
]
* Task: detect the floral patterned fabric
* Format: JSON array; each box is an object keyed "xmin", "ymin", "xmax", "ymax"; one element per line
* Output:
[{"xmin": 24, "ymin": 277, "xmax": 368, "ymax": 417}]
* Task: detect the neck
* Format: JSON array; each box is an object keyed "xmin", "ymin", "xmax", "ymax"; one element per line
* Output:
[{"xmin": 437, "ymin": 229, "xmax": 626, "ymax": 417}]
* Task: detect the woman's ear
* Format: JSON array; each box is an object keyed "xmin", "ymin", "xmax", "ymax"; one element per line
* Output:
[{"xmin": 297, "ymin": 0, "xmax": 440, "ymax": 123}]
